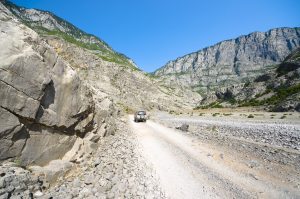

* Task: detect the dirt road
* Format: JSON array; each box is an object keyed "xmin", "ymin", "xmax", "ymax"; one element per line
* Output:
[{"xmin": 129, "ymin": 115, "xmax": 300, "ymax": 199}]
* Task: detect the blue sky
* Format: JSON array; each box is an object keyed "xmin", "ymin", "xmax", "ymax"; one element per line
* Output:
[{"xmin": 11, "ymin": 0, "xmax": 300, "ymax": 72}]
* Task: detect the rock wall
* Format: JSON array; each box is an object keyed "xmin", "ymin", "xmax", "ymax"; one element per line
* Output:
[
  {"xmin": 0, "ymin": 3, "xmax": 115, "ymax": 166},
  {"xmin": 155, "ymin": 27, "xmax": 300, "ymax": 92}
]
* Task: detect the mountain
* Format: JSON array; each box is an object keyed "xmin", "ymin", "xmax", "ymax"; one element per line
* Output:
[
  {"xmin": 194, "ymin": 47, "xmax": 300, "ymax": 111},
  {"xmin": 155, "ymin": 27, "xmax": 300, "ymax": 93},
  {"xmin": 3, "ymin": 1, "xmax": 138, "ymax": 69}
]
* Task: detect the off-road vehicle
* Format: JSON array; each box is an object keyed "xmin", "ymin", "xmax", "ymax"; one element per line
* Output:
[{"xmin": 134, "ymin": 111, "xmax": 147, "ymax": 122}]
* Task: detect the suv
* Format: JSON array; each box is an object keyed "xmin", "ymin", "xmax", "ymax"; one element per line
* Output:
[{"xmin": 134, "ymin": 111, "xmax": 147, "ymax": 122}]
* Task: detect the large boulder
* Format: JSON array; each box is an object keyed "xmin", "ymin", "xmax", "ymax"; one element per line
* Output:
[{"xmin": 0, "ymin": 3, "xmax": 112, "ymax": 166}]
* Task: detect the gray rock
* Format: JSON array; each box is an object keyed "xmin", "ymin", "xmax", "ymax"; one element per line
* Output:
[
  {"xmin": 155, "ymin": 27, "xmax": 300, "ymax": 93},
  {"xmin": 33, "ymin": 190, "xmax": 43, "ymax": 197},
  {"xmin": 176, "ymin": 124, "xmax": 189, "ymax": 132},
  {"xmin": 84, "ymin": 175, "xmax": 94, "ymax": 185},
  {"xmin": 0, "ymin": 2, "xmax": 102, "ymax": 166}
]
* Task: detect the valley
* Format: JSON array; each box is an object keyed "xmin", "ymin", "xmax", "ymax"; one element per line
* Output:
[{"xmin": 0, "ymin": 1, "xmax": 300, "ymax": 198}]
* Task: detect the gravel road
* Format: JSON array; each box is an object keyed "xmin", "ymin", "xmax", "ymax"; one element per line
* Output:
[{"xmin": 130, "ymin": 114, "xmax": 300, "ymax": 199}]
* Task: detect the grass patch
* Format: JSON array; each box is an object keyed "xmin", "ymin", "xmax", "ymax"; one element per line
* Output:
[{"xmin": 280, "ymin": 115, "xmax": 287, "ymax": 119}]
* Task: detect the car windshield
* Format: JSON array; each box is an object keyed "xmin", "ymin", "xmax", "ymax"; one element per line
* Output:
[{"xmin": 138, "ymin": 111, "xmax": 146, "ymax": 115}]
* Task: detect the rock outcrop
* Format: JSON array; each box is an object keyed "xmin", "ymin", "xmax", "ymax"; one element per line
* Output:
[
  {"xmin": 155, "ymin": 27, "xmax": 300, "ymax": 93},
  {"xmin": 0, "ymin": 2, "xmax": 116, "ymax": 166}
]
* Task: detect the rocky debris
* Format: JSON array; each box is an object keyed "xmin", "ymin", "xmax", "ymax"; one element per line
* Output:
[
  {"xmin": 175, "ymin": 124, "xmax": 189, "ymax": 132},
  {"xmin": 155, "ymin": 27, "xmax": 300, "ymax": 91},
  {"xmin": 154, "ymin": 113, "xmax": 300, "ymax": 165},
  {"xmin": 158, "ymin": 115, "xmax": 300, "ymax": 151},
  {"xmin": 0, "ymin": 162, "xmax": 43, "ymax": 198},
  {"xmin": 42, "ymin": 121, "xmax": 166, "ymax": 198}
]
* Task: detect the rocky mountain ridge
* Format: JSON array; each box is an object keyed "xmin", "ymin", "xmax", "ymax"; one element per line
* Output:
[
  {"xmin": 4, "ymin": 1, "xmax": 139, "ymax": 69},
  {"xmin": 155, "ymin": 27, "xmax": 300, "ymax": 93}
]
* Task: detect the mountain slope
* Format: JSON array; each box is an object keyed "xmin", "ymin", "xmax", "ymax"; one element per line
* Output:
[
  {"xmin": 155, "ymin": 27, "xmax": 300, "ymax": 93},
  {"xmin": 197, "ymin": 47, "xmax": 300, "ymax": 111},
  {"xmin": 4, "ymin": 1, "xmax": 138, "ymax": 69}
]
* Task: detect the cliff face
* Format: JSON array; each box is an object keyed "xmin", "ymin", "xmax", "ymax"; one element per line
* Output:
[
  {"xmin": 155, "ymin": 27, "xmax": 300, "ymax": 92},
  {"xmin": 197, "ymin": 47, "xmax": 300, "ymax": 112}
]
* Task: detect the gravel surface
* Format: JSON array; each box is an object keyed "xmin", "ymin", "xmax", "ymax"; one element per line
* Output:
[
  {"xmin": 155, "ymin": 112, "xmax": 300, "ymax": 150},
  {"xmin": 150, "ymin": 111, "xmax": 300, "ymax": 198}
]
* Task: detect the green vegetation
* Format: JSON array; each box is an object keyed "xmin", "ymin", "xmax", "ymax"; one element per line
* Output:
[
  {"xmin": 45, "ymin": 30, "xmax": 138, "ymax": 69},
  {"xmin": 212, "ymin": 113, "xmax": 220, "ymax": 117},
  {"xmin": 248, "ymin": 114, "xmax": 254, "ymax": 118},
  {"xmin": 227, "ymin": 97, "xmax": 237, "ymax": 105},
  {"xmin": 239, "ymin": 83, "xmax": 300, "ymax": 107},
  {"xmin": 280, "ymin": 115, "xmax": 286, "ymax": 119},
  {"xmin": 145, "ymin": 73, "xmax": 159, "ymax": 79},
  {"xmin": 276, "ymin": 49, "xmax": 300, "ymax": 76},
  {"xmin": 254, "ymin": 89, "xmax": 271, "ymax": 98},
  {"xmin": 14, "ymin": 157, "xmax": 22, "ymax": 167},
  {"xmin": 194, "ymin": 101, "xmax": 223, "ymax": 109},
  {"xmin": 24, "ymin": 22, "xmax": 139, "ymax": 70}
]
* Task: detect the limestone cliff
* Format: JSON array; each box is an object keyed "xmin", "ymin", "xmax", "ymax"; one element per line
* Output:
[{"xmin": 155, "ymin": 27, "xmax": 300, "ymax": 93}]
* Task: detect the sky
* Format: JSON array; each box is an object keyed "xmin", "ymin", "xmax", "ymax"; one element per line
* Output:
[{"xmin": 10, "ymin": 0, "xmax": 300, "ymax": 72}]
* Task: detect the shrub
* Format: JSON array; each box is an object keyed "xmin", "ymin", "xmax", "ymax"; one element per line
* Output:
[
  {"xmin": 212, "ymin": 113, "xmax": 220, "ymax": 117},
  {"xmin": 248, "ymin": 114, "xmax": 254, "ymax": 118}
]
